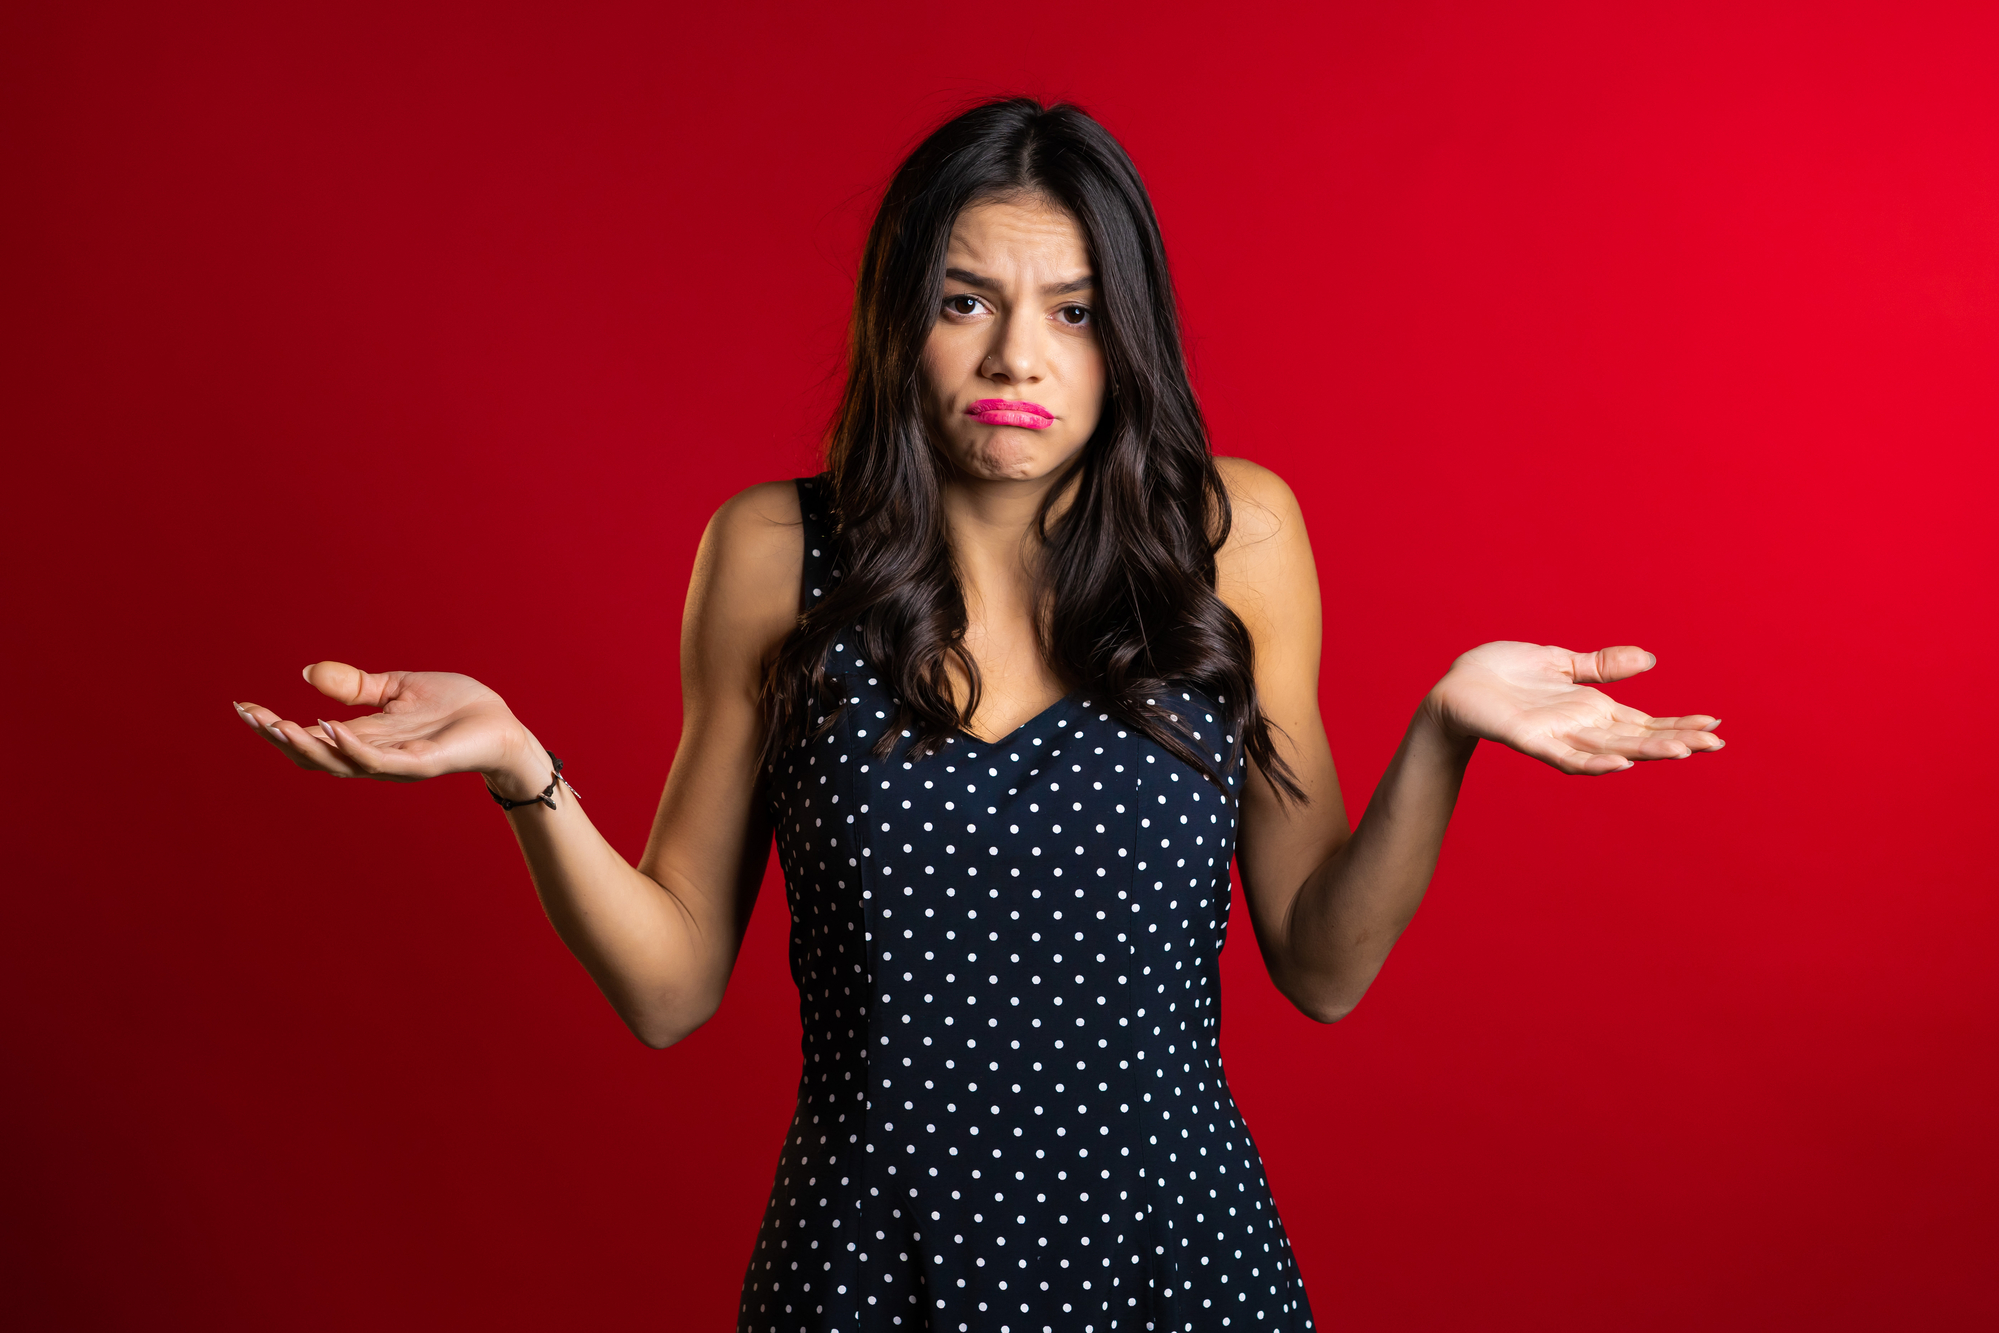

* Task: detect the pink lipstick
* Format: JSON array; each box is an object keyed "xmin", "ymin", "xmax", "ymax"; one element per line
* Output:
[{"xmin": 967, "ymin": 398, "xmax": 1055, "ymax": 429}]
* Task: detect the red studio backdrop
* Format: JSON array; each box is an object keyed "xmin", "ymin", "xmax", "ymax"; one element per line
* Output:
[{"xmin": 4, "ymin": 1, "xmax": 1995, "ymax": 1328}]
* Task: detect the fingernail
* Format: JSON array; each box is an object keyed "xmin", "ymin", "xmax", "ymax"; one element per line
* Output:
[
  {"xmin": 301, "ymin": 664, "xmax": 314, "ymax": 684},
  {"xmin": 318, "ymin": 719, "xmax": 337, "ymax": 747},
  {"xmin": 1644, "ymin": 652, "xmax": 1657, "ymax": 669}
]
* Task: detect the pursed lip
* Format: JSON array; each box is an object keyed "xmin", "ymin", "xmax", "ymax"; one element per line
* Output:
[{"xmin": 966, "ymin": 398, "xmax": 1055, "ymax": 429}]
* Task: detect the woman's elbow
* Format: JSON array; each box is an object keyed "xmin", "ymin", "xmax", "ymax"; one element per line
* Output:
[
  {"xmin": 621, "ymin": 988, "xmax": 723, "ymax": 1050},
  {"xmin": 1272, "ymin": 970, "xmax": 1362, "ymax": 1024},
  {"xmin": 1293, "ymin": 996, "xmax": 1356, "ymax": 1024},
  {"xmin": 629, "ymin": 1009, "xmax": 712, "ymax": 1050}
]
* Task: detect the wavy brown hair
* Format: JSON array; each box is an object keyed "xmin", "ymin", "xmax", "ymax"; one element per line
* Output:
[{"xmin": 762, "ymin": 97, "xmax": 1301, "ymax": 801}]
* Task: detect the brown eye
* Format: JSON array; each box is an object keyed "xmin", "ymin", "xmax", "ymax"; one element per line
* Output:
[
  {"xmin": 1057, "ymin": 305, "xmax": 1090, "ymax": 326},
  {"xmin": 945, "ymin": 295, "xmax": 983, "ymax": 316}
]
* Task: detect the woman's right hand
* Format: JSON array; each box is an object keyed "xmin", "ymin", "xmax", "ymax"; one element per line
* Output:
[{"xmin": 233, "ymin": 662, "xmax": 548, "ymax": 799}]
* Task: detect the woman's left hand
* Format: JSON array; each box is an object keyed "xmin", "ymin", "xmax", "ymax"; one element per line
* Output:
[{"xmin": 1426, "ymin": 642, "xmax": 1724, "ymax": 775}]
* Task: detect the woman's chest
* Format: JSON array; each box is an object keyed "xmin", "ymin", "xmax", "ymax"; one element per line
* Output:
[{"xmin": 771, "ymin": 668, "xmax": 1243, "ymax": 943}]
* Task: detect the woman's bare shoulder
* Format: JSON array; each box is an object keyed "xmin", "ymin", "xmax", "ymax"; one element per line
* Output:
[
  {"xmin": 1213, "ymin": 456, "xmax": 1309, "ymax": 558},
  {"xmin": 707, "ymin": 478, "xmax": 804, "ymax": 543},
  {"xmin": 684, "ymin": 480, "xmax": 806, "ymax": 675},
  {"xmin": 1211, "ymin": 457, "xmax": 1318, "ymax": 652}
]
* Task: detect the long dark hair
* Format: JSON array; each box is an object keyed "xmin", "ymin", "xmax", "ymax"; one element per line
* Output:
[{"xmin": 763, "ymin": 96, "xmax": 1301, "ymax": 802}]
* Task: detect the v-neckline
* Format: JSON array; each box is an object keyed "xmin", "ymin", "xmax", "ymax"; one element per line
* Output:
[{"xmin": 954, "ymin": 691, "xmax": 1079, "ymax": 747}]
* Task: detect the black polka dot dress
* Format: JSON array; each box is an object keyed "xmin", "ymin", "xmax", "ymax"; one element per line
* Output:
[{"xmin": 739, "ymin": 477, "xmax": 1315, "ymax": 1333}]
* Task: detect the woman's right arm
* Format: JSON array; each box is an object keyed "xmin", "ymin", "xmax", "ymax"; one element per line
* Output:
[{"xmin": 233, "ymin": 481, "xmax": 804, "ymax": 1048}]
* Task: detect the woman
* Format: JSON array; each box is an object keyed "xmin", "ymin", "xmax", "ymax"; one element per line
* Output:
[{"xmin": 234, "ymin": 99, "xmax": 1720, "ymax": 1332}]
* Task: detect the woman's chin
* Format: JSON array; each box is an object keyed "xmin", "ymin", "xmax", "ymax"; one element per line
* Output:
[{"xmin": 951, "ymin": 432, "xmax": 1078, "ymax": 483}]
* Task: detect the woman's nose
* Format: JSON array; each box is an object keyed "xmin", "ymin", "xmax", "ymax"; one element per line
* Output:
[{"xmin": 982, "ymin": 320, "xmax": 1040, "ymax": 383}]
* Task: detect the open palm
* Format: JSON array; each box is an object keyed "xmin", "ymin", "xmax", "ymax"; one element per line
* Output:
[
  {"xmin": 1429, "ymin": 642, "xmax": 1723, "ymax": 775},
  {"xmin": 233, "ymin": 662, "xmax": 532, "ymax": 782}
]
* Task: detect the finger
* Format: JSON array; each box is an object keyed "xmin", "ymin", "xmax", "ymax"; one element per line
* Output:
[
  {"xmin": 1542, "ymin": 743, "xmax": 1633, "ymax": 775},
  {"xmin": 303, "ymin": 661, "xmax": 405, "ymax": 708},
  {"xmin": 1655, "ymin": 728, "xmax": 1725, "ymax": 753},
  {"xmin": 235, "ymin": 700, "xmax": 299, "ymax": 745},
  {"xmin": 232, "ymin": 700, "xmax": 271, "ymax": 737},
  {"xmin": 1566, "ymin": 645, "xmax": 1656, "ymax": 684},
  {"xmin": 1642, "ymin": 713, "xmax": 1723, "ymax": 733},
  {"xmin": 1602, "ymin": 707, "xmax": 1726, "ymax": 750},
  {"xmin": 1504, "ymin": 730, "xmax": 1635, "ymax": 775},
  {"xmin": 271, "ymin": 718, "xmax": 360, "ymax": 770},
  {"xmin": 1594, "ymin": 729, "xmax": 1697, "ymax": 760},
  {"xmin": 1609, "ymin": 711, "xmax": 1725, "ymax": 747},
  {"xmin": 236, "ymin": 702, "xmax": 364, "ymax": 775},
  {"xmin": 1573, "ymin": 726, "xmax": 1725, "ymax": 760},
  {"xmin": 270, "ymin": 718, "xmax": 369, "ymax": 775}
]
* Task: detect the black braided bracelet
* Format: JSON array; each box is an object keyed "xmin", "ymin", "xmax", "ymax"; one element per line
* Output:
[{"xmin": 487, "ymin": 750, "xmax": 572, "ymax": 811}]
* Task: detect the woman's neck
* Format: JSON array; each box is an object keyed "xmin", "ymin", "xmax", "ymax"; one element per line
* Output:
[
  {"xmin": 936, "ymin": 459, "xmax": 1079, "ymax": 587},
  {"xmin": 936, "ymin": 463, "xmax": 1079, "ymax": 732}
]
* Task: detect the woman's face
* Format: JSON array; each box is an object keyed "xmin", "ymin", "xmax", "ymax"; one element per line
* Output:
[{"xmin": 920, "ymin": 196, "xmax": 1105, "ymax": 484}]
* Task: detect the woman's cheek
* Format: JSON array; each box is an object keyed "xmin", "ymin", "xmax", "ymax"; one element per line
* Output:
[{"xmin": 917, "ymin": 344, "xmax": 961, "ymax": 436}]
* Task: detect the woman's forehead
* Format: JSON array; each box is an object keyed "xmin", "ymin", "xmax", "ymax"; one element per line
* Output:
[{"xmin": 946, "ymin": 198, "xmax": 1090, "ymax": 276}]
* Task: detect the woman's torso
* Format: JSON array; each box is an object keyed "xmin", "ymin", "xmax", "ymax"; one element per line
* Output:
[{"xmin": 740, "ymin": 476, "xmax": 1314, "ymax": 1332}]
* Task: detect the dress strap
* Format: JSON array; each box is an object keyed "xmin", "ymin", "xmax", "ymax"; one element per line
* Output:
[{"xmin": 794, "ymin": 473, "xmax": 838, "ymax": 612}]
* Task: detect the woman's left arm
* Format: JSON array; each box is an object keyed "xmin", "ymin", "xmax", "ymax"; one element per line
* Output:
[{"xmin": 1214, "ymin": 459, "xmax": 1723, "ymax": 1022}]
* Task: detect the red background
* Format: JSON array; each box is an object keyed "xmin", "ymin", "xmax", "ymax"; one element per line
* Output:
[{"xmin": 5, "ymin": 1, "xmax": 1996, "ymax": 1327}]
